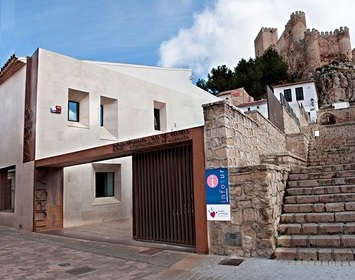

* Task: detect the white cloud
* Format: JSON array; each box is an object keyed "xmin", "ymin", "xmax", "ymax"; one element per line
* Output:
[{"xmin": 158, "ymin": 0, "xmax": 355, "ymax": 78}]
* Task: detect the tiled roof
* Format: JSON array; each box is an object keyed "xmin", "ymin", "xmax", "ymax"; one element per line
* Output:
[
  {"xmin": 272, "ymin": 80, "xmax": 314, "ymax": 88},
  {"xmin": 238, "ymin": 99, "xmax": 267, "ymax": 107},
  {"xmin": 0, "ymin": 54, "xmax": 26, "ymax": 85}
]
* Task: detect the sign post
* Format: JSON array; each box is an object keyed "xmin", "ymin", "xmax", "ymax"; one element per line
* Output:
[{"xmin": 205, "ymin": 168, "xmax": 230, "ymax": 221}]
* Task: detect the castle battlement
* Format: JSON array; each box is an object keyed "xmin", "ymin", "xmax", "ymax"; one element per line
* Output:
[{"xmin": 260, "ymin": 27, "xmax": 277, "ymax": 32}]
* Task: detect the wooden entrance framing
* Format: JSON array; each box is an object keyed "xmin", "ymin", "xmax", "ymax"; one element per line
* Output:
[{"xmin": 34, "ymin": 126, "xmax": 208, "ymax": 253}]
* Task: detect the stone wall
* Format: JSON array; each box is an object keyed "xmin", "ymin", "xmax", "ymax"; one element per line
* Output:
[
  {"xmin": 282, "ymin": 107, "xmax": 300, "ymax": 134},
  {"xmin": 208, "ymin": 165, "xmax": 289, "ymax": 257},
  {"xmin": 318, "ymin": 107, "xmax": 355, "ymax": 125},
  {"xmin": 203, "ymin": 100, "xmax": 287, "ymax": 169},
  {"xmin": 203, "ymin": 100, "xmax": 296, "ymax": 257},
  {"xmin": 285, "ymin": 132, "xmax": 310, "ymax": 160}
]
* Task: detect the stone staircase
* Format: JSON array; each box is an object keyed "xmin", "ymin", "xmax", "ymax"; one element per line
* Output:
[{"xmin": 275, "ymin": 125, "xmax": 355, "ymax": 261}]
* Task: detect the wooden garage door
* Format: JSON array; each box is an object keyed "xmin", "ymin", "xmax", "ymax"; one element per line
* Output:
[{"xmin": 133, "ymin": 144, "xmax": 195, "ymax": 246}]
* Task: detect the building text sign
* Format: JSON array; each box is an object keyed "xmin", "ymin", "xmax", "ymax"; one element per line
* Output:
[{"xmin": 205, "ymin": 168, "xmax": 230, "ymax": 221}]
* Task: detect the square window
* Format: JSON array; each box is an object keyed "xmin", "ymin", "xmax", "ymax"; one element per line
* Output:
[
  {"xmin": 68, "ymin": 88, "xmax": 89, "ymax": 127},
  {"xmin": 284, "ymin": 89, "xmax": 292, "ymax": 102},
  {"xmin": 100, "ymin": 96, "xmax": 118, "ymax": 139},
  {"xmin": 0, "ymin": 167, "xmax": 15, "ymax": 212},
  {"xmin": 153, "ymin": 101, "xmax": 166, "ymax": 132},
  {"xmin": 68, "ymin": 101, "xmax": 79, "ymax": 122},
  {"xmin": 154, "ymin": 108, "xmax": 161, "ymax": 130},
  {"xmin": 295, "ymin": 87, "xmax": 304, "ymax": 101},
  {"xmin": 95, "ymin": 172, "xmax": 115, "ymax": 198}
]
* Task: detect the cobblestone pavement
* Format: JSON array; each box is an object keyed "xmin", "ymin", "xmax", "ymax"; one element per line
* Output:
[{"xmin": 1, "ymin": 226, "xmax": 355, "ymax": 279}]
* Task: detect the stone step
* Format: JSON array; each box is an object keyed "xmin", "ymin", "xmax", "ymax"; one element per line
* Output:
[
  {"xmin": 287, "ymin": 177, "xmax": 355, "ymax": 188},
  {"xmin": 290, "ymin": 164, "xmax": 355, "ymax": 174},
  {"xmin": 286, "ymin": 185, "xmax": 355, "ymax": 196},
  {"xmin": 309, "ymin": 146, "xmax": 355, "ymax": 153},
  {"xmin": 284, "ymin": 201, "xmax": 355, "ymax": 213},
  {"xmin": 288, "ymin": 170, "xmax": 355, "ymax": 181},
  {"xmin": 277, "ymin": 234, "xmax": 355, "ymax": 248},
  {"xmin": 308, "ymin": 155, "xmax": 355, "ymax": 161},
  {"xmin": 308, "ymin": 159, "xmax": 355, "ymax": 166},
  {"xmin": 284, "ymin": 194, "xmax": 355, "ymax": 205},
  {"xmin": 280, "ymin": 211, "xmax": 355, "ymax": 224},
  {"xmin": 278, "ymin": 222, "xmax": 355, "ymax": 235},
  {"xmin": 274, "ymin": 247, "xmax": 355, "ymax": 261}
]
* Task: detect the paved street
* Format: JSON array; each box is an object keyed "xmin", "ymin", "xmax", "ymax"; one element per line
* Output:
[{"xmin": 1, "ymin": 225, "xmax": 355, "ymax": 279}]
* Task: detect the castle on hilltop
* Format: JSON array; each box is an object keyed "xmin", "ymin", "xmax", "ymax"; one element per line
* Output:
[{"xmin": 254, "ymin": 11, "xmax": 355, "ymax": 78}]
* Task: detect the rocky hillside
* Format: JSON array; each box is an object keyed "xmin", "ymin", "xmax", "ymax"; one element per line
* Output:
[{"xmin": 314, "ymin": 61, "xmax": 355, "ymax": 106}]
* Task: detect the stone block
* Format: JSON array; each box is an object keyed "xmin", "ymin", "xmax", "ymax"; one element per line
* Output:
[
  {"xmin": 318, "ymin": 223, "xmax": 344, "ymax": 234},
  {"xmin": 302, "ymin": 223, "xmax": 317, "ymax": 235},
  {"xmin": 309, "ymin": 235, "xmax": 340, "ymax": 248},
  {"xmin": 277, "ymin": 236, "xmax": 291, "ymax": 248},
  {"xmin": 345, "ymin": 202, "xmax": 355, "ymax": 211},
  {"xmin": 340, "ymin": 186, "xmax": 355, "ymax": 193},
  {"xmin": 313, "ymin": 187, "xmax": 325, "ymax": 195},
  {"xmin": 325, "ymin": 202, "xmax": 345, "ymax": 212},
  {"xmin": 237, "ymin": 200, "xmax": 253, "ymax": 208},
  {"xmin": 279, "ymin": 224, "xmax": 301, "ymax": 235},
  {"xmin": 284, "ymin": 204, "xmax": 313, "ymax": 213},
  {"xmin": 242, "ymin": 208, "xmax": 257, "ymax": 222},
  {"xmin": 319, "ymin": 194, "xmax": 335, "ymax": 203},
  {"xmin": 335, "ymin": 211, "xmax": 355, "ymax": 222},
  {"xmin": 289, "ymin": 173, "xmax": 309, "ymax": 180},
  {"xmin": 344, "ymin": 222, "xmax": 355, "ymax": 234},
  {"xmin": 297, "ymin": 195, "xmax": 318, "ymax": 204},
  {"xmin": 317, "ymin": 248, "xmax": 332, "ymax": 261},
  {"xmin": 294, "ymin": 214, "xmax": 307, "ymax": 223},
  {"xmin": 342, "ymin": 235, "xmax": 355, "ymax": 247},
  {"xmin": 292, "ymin": 235, "xmax": 308, "ymax": 247},
  {"xmin": 287, "ymin": 181, "xmax": 299, "ymax": 188},
  {"xmin": 305, "ymin": 213, "xmax": 334, "ymax": 223},
  {"xmin": 313, "ymin": 203, "xmax": 325, "ymax": 212},
  {"xmin": 285, "ymin": 196, "xmax": 297, "ymax": 204},
  {"xmin": 298, "ymin": 248, "xmax": 317, "ymax": 261},
  {"xmin": 274, "ymin": 248, "xmax": 297, "ymax": 260},
  {"xmin": 333, "ymin": 249, "xmax": 354, "ymax": 261},
  {"xmin": 280, "ymin": 214, "xmax": 294, "ymax": 223},
  {"xmin": 298, "ymin": 180, "xmax": 319, "ymax": 187}
]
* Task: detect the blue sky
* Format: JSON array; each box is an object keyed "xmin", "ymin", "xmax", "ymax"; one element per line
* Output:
[
  {"xmin": 1, "ymin": 0, "xmax": 355, "ymax": 79},
  {"xmin": 0, "ymin": 0, "xmax": 211, "ymax": 66}
]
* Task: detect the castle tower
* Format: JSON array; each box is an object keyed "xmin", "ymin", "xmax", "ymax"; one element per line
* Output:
[
  {"xmin": 304, "ymin": 28, "xmax": 321, "ymax": 77},
  {"xmin": 337, "ymin": 27, "xmax": 352, "ymax": 62},
  {"xmin": 289, "ymin": 11, "xmax": 307, "ymax": 43},
  {"xmin": 254, "ymin": 28, "xmax": 278, "ymax": 57}
]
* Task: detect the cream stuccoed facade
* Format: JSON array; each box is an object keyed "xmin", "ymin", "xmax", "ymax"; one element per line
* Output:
[{"xmin": 0, "ymin": 48, "xmax": 219, "ymax": 230}]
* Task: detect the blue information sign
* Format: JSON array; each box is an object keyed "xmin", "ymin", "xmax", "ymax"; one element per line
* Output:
[{"xmin": 205, "ymin": 168, "xmax": 229, "ymax": 204}]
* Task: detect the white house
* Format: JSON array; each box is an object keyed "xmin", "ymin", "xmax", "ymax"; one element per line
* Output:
[
  {"xmin": 0, "ymin": 48, "xmax": 219, "ymax": 230},
  {"xmin": 272, "ymin": 80, "xmax": 319, "ymax": 123},
  {"xmin": 237, "ymin": 99, "xmax": 268, "ymax": 118}
]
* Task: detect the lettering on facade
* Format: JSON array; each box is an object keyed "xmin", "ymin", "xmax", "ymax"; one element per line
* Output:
[
  {"xmin": 113, "ymin": 129, "xmax": 191, "ymax": 152},
  {"xmin": 34, "ymin": 168, "xmax": 49, "ymax": 229}
]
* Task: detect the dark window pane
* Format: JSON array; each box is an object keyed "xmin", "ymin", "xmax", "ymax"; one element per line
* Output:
[
  {"xmin": 100, "ymin": 105, "xmax": 103, "ymax": 126},
  {"xmin": 68, "ymin": 101, "xmax": 79, "ymax": 122},
  {"xmin": 284, "ymin": 89, "xmax": 292, "ymax": 102},
  {"xmin": 95, "ymin": 172, "xmax": 114, "ymax": 197},
  {"xmin": 0, "ymin": 167, "xmax": 15, "ymax": 212},
  {"xmin": 154, "ymin": 108, "xmax": 160, "ymax": 130},
  {"xmin": 296, "ymin": 87, "xmax": 304, "ymax": 101}
]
